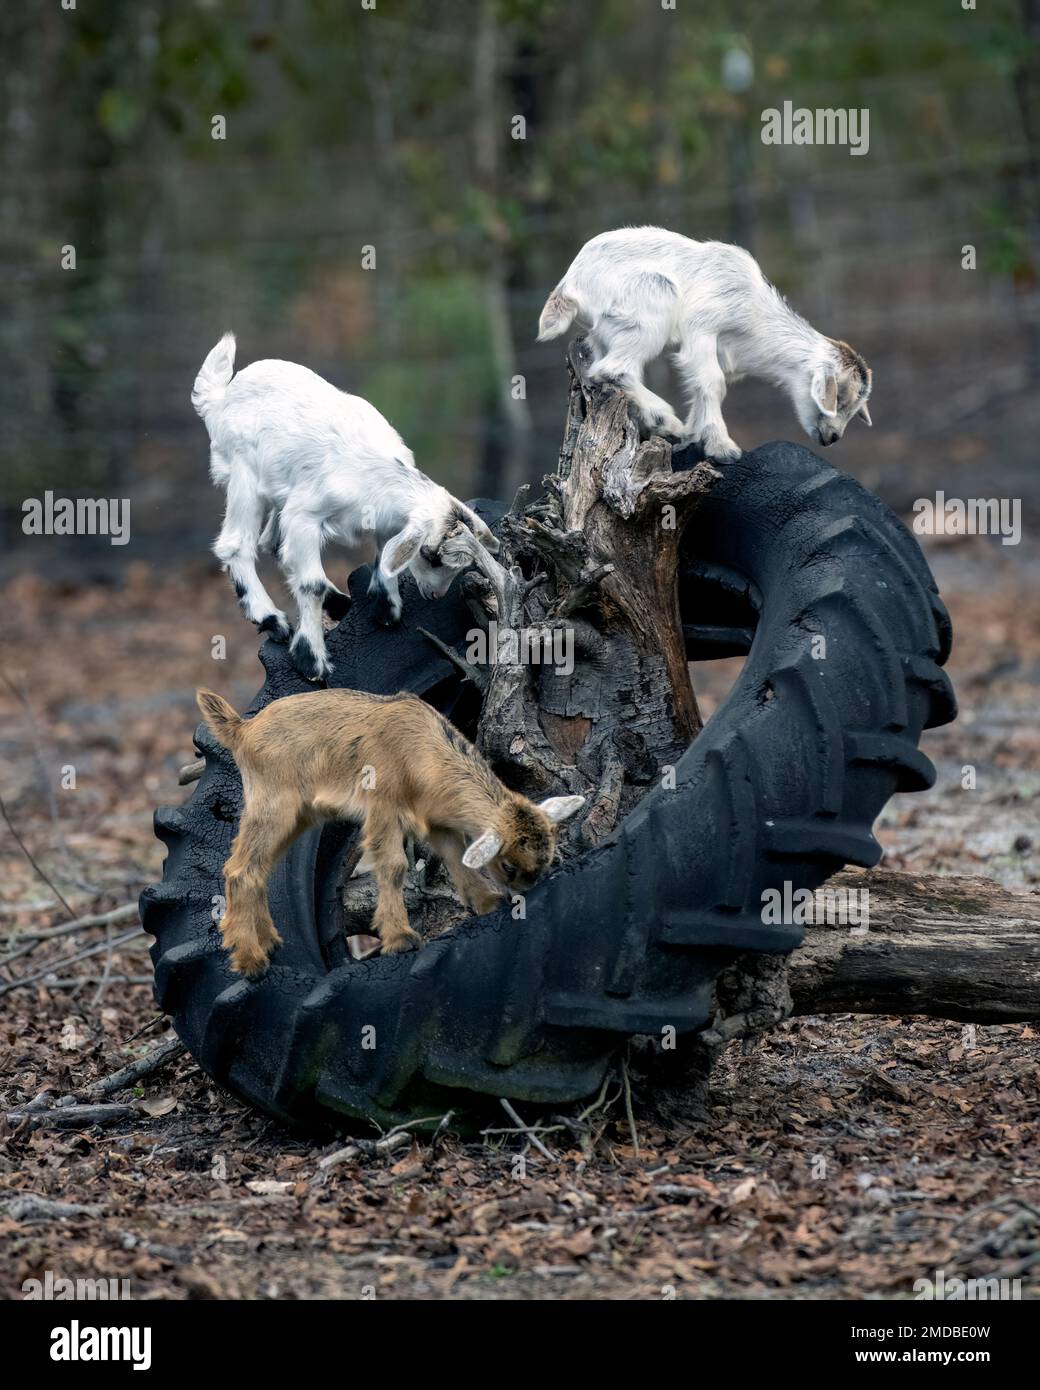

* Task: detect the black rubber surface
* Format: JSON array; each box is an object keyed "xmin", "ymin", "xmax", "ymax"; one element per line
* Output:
[{"xmin": 141, "ymin": 442, "xmax": 956, "ymax": 1132}]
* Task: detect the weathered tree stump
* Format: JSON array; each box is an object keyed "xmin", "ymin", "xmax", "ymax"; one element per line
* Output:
[
  {"xmin": 342, "ymin": 337, "xmax": 718, "ymax": 938},
  {"xmin": 473, "ymin": 336, "xmax": 716, "ymax": 825}
]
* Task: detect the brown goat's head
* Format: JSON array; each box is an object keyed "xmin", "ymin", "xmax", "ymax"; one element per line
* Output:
[{"xmin": 462, "ymin": 793, "xmax": 585, "ymax": 896}]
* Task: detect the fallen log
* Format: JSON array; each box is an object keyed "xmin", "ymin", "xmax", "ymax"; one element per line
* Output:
[{"xmin": 790, "ymin": 870, "xmax": 1040, "ymax": 1024}]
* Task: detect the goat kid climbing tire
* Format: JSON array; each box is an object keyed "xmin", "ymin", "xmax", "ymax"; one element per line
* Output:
[{"xmin": 142, "ymin": 441, "xmax": 956, "ymax": 1132}]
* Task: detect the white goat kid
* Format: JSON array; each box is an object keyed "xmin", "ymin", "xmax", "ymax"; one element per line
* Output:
[
  {"xmin": 193, "ymin": 335, "xmax": 501, "ymax": 682},
  {"xmin": 538, "ymin": 226, "xmax": 872, "ymax": 462}
]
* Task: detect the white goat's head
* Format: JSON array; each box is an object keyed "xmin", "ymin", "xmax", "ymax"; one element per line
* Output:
[
  {"xmin": 382, "ymin": 500, "xmax": 504, "ymax": 603},
  {"xmin": 793, "ymin": 339, "xmax": 873, "ymax": 447}
]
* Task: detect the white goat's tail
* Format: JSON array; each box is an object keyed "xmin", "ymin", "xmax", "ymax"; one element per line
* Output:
[
  {"xmin": 192, "ymin": 332, "xmax": 237, "ymax": 419},
  {"xmin": 537, "ymin": 287, "xmax": 578, "ymax": 342}
]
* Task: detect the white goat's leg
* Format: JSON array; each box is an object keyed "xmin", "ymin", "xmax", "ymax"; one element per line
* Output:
[
  {"xmin": 585, "ymin": 281, "xmax": 684, "ymax": 437},
  {"xmin": 280, "ymin": 514, "xmax": 334, "ymax": 682},
  {"xmin": 673, "ymin": 333, "xmax": 741, "ymax": 462},
  {"xmin": 213, "ymin": 466, "xmax": 291, "ymax": 641},
  {"xmin": 587, "ymin": 319, "xmax": 683, "ymax": 438},
  {"xmin": 367, "ymin": 546, "xmax": 404, "ymax": 628}
]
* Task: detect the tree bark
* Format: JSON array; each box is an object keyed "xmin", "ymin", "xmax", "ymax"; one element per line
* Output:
[
  {"xmin": 474, "ymin": 336, "xmax": 715, "ymax": 808},
  {"xmin": 790, "ymin": 870, "xmax": 1040, "ymax": 1024}
]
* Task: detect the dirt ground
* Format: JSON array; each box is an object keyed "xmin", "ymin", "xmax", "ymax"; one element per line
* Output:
[{"xmin": 0, "ymin": 532, "xmax": 1038, "ymax": 1301}]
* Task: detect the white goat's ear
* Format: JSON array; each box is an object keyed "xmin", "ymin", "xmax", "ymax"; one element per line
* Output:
[
  {"xmin": 811, "ymin": 368, "xmax": 838, "ymax": 418},
  {"xmin": 858, "ymin": 402, "xmax": 873, "ymax": 427},
  {"xmin": 538, "ymin": 794, "xmax": 586, "ymax": 824},
  {"xmin": 462, "ymin": 828, "xmax": 504, "ymax": 869},
  {"xmin": 439, "ymin": 515, "xmax": 510, "ymax": 613},
  {"xmin": 439, "ymin": 523, "xmax": 478, "ymax": 570},
  {"xmin": 382, "ymin": 523, "xmax": 424, "ymax": 577}
]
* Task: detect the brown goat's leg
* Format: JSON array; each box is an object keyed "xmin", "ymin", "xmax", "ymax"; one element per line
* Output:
[
  {"xmin": 426, "ymin": 830, "xmax": 503, "ymax": 916},
  {"xmin": 220, "ymin": 801, "xmax": 304, "ymax": 976},
  {"xmin": 363, "ymin": 812, "xmax": 421, "ymax": 955}
]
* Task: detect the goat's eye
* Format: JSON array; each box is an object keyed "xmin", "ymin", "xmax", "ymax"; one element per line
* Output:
[
  {"xmin": 503, "ymin": 862, "xmax": 518, "ymax": 882},
  {"xmin": 419, "ymin": 545, "xmax": 443, "ymax": 569}
]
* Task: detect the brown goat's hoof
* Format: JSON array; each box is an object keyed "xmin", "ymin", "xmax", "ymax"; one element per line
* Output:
[
  {"xmin": 223, "ymin": 925, "xmax": 280, "ymax": 978},
  {"xmin": 229, "ymin": 950, "xmax": 272, "ymax": 978},
  {"xmin": 380, "ymin": 931, "xmax": 421, "ymax": 955}
]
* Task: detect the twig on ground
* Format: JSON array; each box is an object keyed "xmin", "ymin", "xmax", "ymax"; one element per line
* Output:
[
  {"xmin": 0, "ymin": 1194, "xmax": 102, "ymax": 1222},
  {"xmin": 92, "ymin": 918, "xmax": 118, "ymax": 1006},
  {"xmin": 621, "ymin": 1055, "xmax": 640, "ymax": 1158},
  {"xmin": 6, "ymin": 1102, "xmax": 138, "ymax": 1130},
  {"xmin": 482, "ymin": 1124, "xmax": 568, "ymax": 1139},
  {"xmin": 85, "ymin": 1035, "xmax": 186, "ymax": 1100},
  {"xmin": 0, "ymin": 902, "xmax": 139, "ymax": 964},
  {"xmin": 498, "ymin": 1098, "xmax": 556, "ymax": 1161},
  {"xmin": 122, "ymin": 1012, "xmax": 168, "ymax": 1044},
  {"xmin": 952, "ymin": 1194, "xmax": 1040, "ymax": 1233},
  {"xmin": 430, "ymin": 1109, "xmax": 456, "ymax": 1153},
  {"xmin": 376, "ymin": 1113, "xmax": 450, "ymax": 1149},
  {"xmin": 0, "ymin": 793, "xmax": 77, "ymax": 919},
  {"xmin": 21, "ymin": 975, "xmax": 153, "ymax": 989},
  {"xmin": 0, "ymin": 927, "xmax": 145, "ymax": 995},
  {"xmin": 996, "ymin": 1248, "xmax": 1040, "ymax": 1279},
  {"xmin": 577, "ymin": 1071, "xmax": 617, "ymax": 1123},
  {"xmin": 316, "ymin": 1144, "xmax": 362, "ymax": 1174}
]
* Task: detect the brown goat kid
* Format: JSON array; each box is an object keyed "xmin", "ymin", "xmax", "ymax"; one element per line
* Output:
[{"xmin": 196, "ymin": 688, "xmax": 585, "ymax": 976}]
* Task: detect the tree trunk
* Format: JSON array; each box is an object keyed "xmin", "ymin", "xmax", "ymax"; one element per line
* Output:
[
  {"xmin": 791, "ymin": 870, "xmax": 1040, "ymax": 1024},
  {"xmin": 475, "ymin": 337, "xmax": 714, "ymax": 805}
]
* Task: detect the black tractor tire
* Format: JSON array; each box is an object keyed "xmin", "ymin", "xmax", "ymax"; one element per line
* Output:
[{"xmin": 141, "ymin": 441, "xmax": 956, "ymax": 1133}]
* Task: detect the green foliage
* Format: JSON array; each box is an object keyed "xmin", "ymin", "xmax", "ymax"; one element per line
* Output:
[{"xmin": 1, "ymin": 0, "xmax": 1035, "ymax": 506}]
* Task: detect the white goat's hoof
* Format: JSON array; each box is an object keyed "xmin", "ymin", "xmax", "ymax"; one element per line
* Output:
[
  {"xmin": 648, "ymin": 413, "xmax": 685, "ymax": 440},
  {"xmin": 289, "ymin": 636, "xmax": 332, "ymax": 683},
  {"xmin": 257, "ymin": 613, "xmax": 292, "ymax": 644},
  {"xmin": 701, "ymin": 434, "xmax": 742, "ymax": 463}
]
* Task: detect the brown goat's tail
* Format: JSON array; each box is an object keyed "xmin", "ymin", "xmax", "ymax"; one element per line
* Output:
[{"xmin": 196, "ymin": 688, "xmax": 243, "ymax": 748}]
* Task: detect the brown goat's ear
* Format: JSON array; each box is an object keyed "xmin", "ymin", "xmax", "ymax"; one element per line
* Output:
[
  {"xmin": 462, "ymin": 828, "xmax": 503, "ymax": 869},
  {"xmin": 382, "ymin": 523, "xmax": 424, "ymax": 577},
  {"xmin": 538, "ymin": 794, "xmax": 586, "ymax": 824}
]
